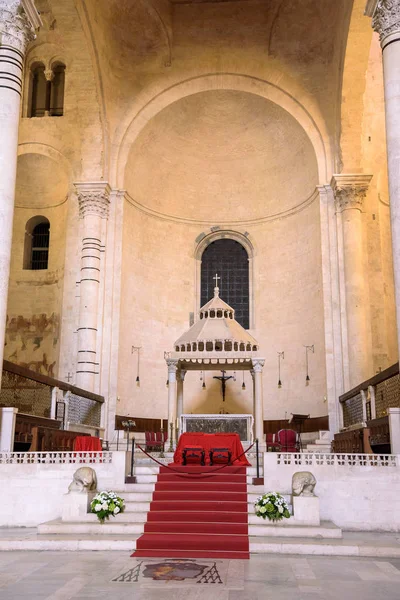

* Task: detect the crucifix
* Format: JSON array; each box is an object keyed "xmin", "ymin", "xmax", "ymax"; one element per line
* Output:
[
  {"xmin": 213, "ymin": 273, "xmax": 221, "ymax": 288},
  {"xmin": 213, "ymin": 370, "xmax": 234, "ymax": 402},
  {"xmin": 65, "ymin": 372, "xmax": 73, "ymax": 383}
]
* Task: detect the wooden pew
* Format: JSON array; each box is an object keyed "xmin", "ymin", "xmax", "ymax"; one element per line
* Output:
[
  {"xmin": 14, "ymin": 413, "xmax": 61, "ymax": 451},
  {"xmin": 30, "ymin": 427, "xmax": 89, "ymax": 452}
]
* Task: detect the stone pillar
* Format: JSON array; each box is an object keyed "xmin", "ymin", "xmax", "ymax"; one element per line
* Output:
[
  {"xmin": 176, "ymin": 369, "xmax": 186, "ymax": 424},
  {"xmin": 388, "ymin": 407, "xmax": 400, "ymax": 454},
  {"xmin": 252, "ymin": 359, "xmax": 265, "ymax": 444},
  {"xmin": 366, "ymin": 0, "xmax": 400, "ymax": 359},
  {"xmin": 332, "ymin": 174, "xmax": 373, "ymax": 388},
  {"xmin": 0, "ymin": 1, "xmax": 40, "ymax": 389},
  {"xmin": 166, "ymin": 359, "xmax": 178, "ymax": 442},
  {"xmin": 0, "ymin": 406, "xmax": 18, "ymax": 452},
  {"xmin": 74, "ymin": 182, "xmax": 111, "ymax": 392}
]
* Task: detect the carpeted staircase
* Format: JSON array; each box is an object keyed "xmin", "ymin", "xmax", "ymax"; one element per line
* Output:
[{"xmin": 132, "ymin": 464, "xmax": 249, "ymax": 559}]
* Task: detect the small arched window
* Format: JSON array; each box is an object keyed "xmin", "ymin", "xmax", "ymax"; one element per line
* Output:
[
  {"xmin": 201, "ymin": 239, "xmax": 250, "ymax": 329},
  {"xmin": 50, "ymin": 64, "xmax": 65, "ymax": 116},
  {"xmin": 24, "ymin": 217, "xmax": 50, "ymax": 270},
  {"xmin": 29, "ymin": 62, "xmax": 65, "ymax": 117},
  {"xmin": 30, "ymin": 63, "xmax": 46, "ymax": 117}
]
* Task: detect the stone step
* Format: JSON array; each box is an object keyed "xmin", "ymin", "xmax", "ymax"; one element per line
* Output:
[
  {"xmin": 2, "ymin": 531, "xmax": 399, "ymax": 557},
  {"xmin": 38, "ymin": 519, "xmax": 144, "ymax": 536},
  {"xmin": 249, "ymin": 520, "xmax": 342, "ymax": 539}
]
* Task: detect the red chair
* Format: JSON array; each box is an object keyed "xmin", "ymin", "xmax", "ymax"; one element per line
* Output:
[
  {"xmin": 266, "ymin": 433, "xmax": 280, "ymax": 451},
  {"xmin": 145, "ymin": 431, "xmax": 167, "ymax": 452},
  {"xmin": 277, "ymin": 429, "xmax": 298, "ymax": 452}
]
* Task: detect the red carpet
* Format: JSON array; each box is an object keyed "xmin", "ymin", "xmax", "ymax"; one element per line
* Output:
[{"xmin": 132, "ymin": 464, "xmax": 249, "ymax": 559}]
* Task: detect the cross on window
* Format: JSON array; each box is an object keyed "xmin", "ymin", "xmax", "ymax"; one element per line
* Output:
[{"xmin": 213, "ymin": 273, "xmax": 220, "ymax": 287}]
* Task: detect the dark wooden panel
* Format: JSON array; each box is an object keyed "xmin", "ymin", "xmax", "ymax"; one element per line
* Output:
[
  {"xmin": 115, "ymin": 414, "xmax": 168, "ymax": 432},
  {"xmin": 333, "ymin": 427, "xmax": 364, "ymax": 453},
  {"xmin": 263, "ymin": 415, "xmax": 329, "ymax": 435},
  {"xmin": 30, "ymin": 427, "xmax": 89, "ymax": 452}
]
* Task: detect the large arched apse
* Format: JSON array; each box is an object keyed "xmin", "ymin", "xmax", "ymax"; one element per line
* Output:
[{"xmin": 124, "ymin": 90, "xmax": 319, "ymax": 222}]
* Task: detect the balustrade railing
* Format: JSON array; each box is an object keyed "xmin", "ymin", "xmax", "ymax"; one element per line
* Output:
[
  {"xmin": 0, "ymin": 451, "xmax": 113, "ymax": 464},
  {"xmin": 275, "ymin": 452, "xmax": 398, "ymax": 467}
]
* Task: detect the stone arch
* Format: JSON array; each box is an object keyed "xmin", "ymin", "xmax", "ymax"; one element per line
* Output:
[
  {"xmin": 114, "ymin": 73, "xmax": 331, "ymax": 187},
  {"xmin": 195, "ymin": 230, "xmax": 255, "ymax": 329}
]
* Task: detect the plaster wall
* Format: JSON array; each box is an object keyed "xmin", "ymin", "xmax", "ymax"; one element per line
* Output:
[
  {"xmin": 117, "ymin": 203, "xmax": 326, "ymax": 421},
  {"xmin": 4, "ymin": 154, "xmax": 69, "ymax": 377},
  {"xmin": 264, "ymin": 453, "xmax": 400, "ymax": 532},
  {"xmin": 0, "ymin": 452, "xmax": 127, "ymax": 527}
]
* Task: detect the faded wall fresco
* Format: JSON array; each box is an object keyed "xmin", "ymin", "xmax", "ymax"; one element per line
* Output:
[{"xmin": 4, "ymin": 312, "xmax": 60, "ymax": 377}]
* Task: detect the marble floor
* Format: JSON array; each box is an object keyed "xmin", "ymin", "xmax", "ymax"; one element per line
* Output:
[{"xmin": 0, "ymin": 551, "xmax": 400, "ymax": 599}]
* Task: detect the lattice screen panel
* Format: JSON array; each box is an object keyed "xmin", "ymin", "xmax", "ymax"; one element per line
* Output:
[
  {"xmin": 68, "ymin": 393, "xmax": 101, "ymax": 427},
  {"xmin": 0, "ymin": 369, "xmax": 52, "ymax": 418},
  {"xmin": 342, "ymin": 392, "xmax": 363, "ymax": 427},
  {"xmin": 375, "ymin": 374, "xmax": 400, "ymax": 417}
]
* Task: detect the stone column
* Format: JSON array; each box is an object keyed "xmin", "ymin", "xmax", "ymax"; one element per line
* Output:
[
  {"xmin": 166, "ymin": 359, "xmax": 178, "ymax": 443},
  {"xmin": 176, "ymin": 369, "xmax": 186, "ymax": 424},
  {"xmin": 0, "ymin": 1, "xmax": 40, "ymax": 388},
  {"xmin": 252, "ymin": 359, "xmax": 265, "ymax": 444},
  {"xmin": 332, "ymin": 174, "xmax": 373, "ymax": 388},
  {"xmin": 74, "ymin": 182, "xmax": 111, "ymax": 392},
  {"xmin": 366, "ymin": 0, "xmax": 400, "ymax": 358}
]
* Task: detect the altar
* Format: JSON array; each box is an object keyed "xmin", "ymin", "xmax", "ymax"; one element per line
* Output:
[{"xmin": 180, "ymin": 414, "xmax": 253, "ymax": 445}]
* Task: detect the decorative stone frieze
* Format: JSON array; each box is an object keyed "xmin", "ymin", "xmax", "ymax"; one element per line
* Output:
[
  {"xmin": 371, "ymin": 0, "xmax": 400, "ymax": 41},
  {"xmin": 0, "ymin": 0, "xmax": 39, "ymax": 53},
  {"xmin": 331, "ymin": 174, "xmax": 373, "ymax": 212},
  {"xmin": 74, "ymin": 182, "xmax": 111, "ymax": 219}
]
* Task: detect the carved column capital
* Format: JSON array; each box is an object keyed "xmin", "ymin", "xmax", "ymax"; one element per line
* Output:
[
  {"xmin": 0, "ymin": 1, "xmax": 41, "ymax": 54},
  {"xmin": 331, "ymin": 174, "xmax": 373, "ymax": 212},
  {"xmin": 369, "ymin": 0, "xmax": 400, "ymax": 42},
  {"xmin": 74, "ymin": 182, "xmax": 111, "ymax": 219},
  {"xmin": 251, "ymin": 359, "xmax": 265, "ymax": 373},
  {"xmin": 166, "ymin": 359, "xmax": 179, "ymax": 374},
  {"xmin": 44, "ymin": 68, "xmax": 54, "ymax": 82}
]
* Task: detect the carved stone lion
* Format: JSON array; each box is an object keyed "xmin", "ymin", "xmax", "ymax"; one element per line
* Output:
[
  {"xmin": 68, "ymin": 467, "xmax": 97, "ymax": 493},
  {"xmin": 292, "ymin": 471, "xmax": 316, "ymax": 497}
]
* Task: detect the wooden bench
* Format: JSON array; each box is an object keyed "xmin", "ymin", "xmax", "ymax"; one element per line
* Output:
[
  {"xmin": 14, "ymin": 413, "xmax": 61, "ymax": 451},
  {"xmin": 30, "ymin": 427, "xmax": 89, "ymax": 452}
]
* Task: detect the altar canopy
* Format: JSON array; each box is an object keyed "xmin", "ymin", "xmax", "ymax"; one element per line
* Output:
[
  {"xmin": 172, "ymin": 432, "xmax": 251, "ymax": 466},
  {"xmin": 165, "ymin": 281, "xmax": 265, "ymax": 446}
]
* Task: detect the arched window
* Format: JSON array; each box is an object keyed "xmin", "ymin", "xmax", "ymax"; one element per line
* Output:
[
  {"xmin": 201, "ymin": 239, "xmax": 250, "ymax": 329},
  {"xmin": 24, "ymin": 217, "xmax": 50, "ymax": 270},
  {"xmin": 50, "ymin": 64, "xmax": 65, "ymax": 116},
  {"xmin": 30, "ymin": 64, "xmax": 46, "ymax": 117},
  {"xmin": 28, "ymin": 62, "xmax": 65, "ymax": 117}
]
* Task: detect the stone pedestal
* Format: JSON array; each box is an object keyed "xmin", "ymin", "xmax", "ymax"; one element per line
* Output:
[
  {"xmin": 0, "ymin": 406, "xmax": 18, "ymax": 452},
  {"xmin": 62, "ymin": 491, "xmax": 97, "ymax": 522},
  {"xmin": 388, "ymin": 407, "xmax": 400, "ymax": 454},
  {"xmin": 293, "ymin": 496, "xmax": 320, "ymax": 526}
]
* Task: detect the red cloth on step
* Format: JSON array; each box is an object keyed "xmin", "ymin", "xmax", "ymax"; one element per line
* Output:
[
  {"xmin": 73, "ymin": 436, "xmax": 102, "ymax": 451},
  {"xmin": 172, "ymin": 432, "xmax": 250, "ymax": 466}
]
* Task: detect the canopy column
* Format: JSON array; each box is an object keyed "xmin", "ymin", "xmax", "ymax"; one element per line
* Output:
[
  {"xmin": 177, "ymin": 369, "xmax": 186, "ymax": 429},
  {"xmin": 252, "ymin": 359, "xmax": 265, "ymax": 445},
  {"xmin": 166, "ymin": 359, "xmax": 178, "ymax": 446}
]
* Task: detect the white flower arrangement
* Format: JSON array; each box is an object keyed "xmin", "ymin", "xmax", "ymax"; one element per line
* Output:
[
  {"xmin": 254, "ymin": 492, "xmax": 290, "ymax": 522},
  {"xmin": 90, "ymin": 491, "xmax": 125, "ymax": 524}
]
